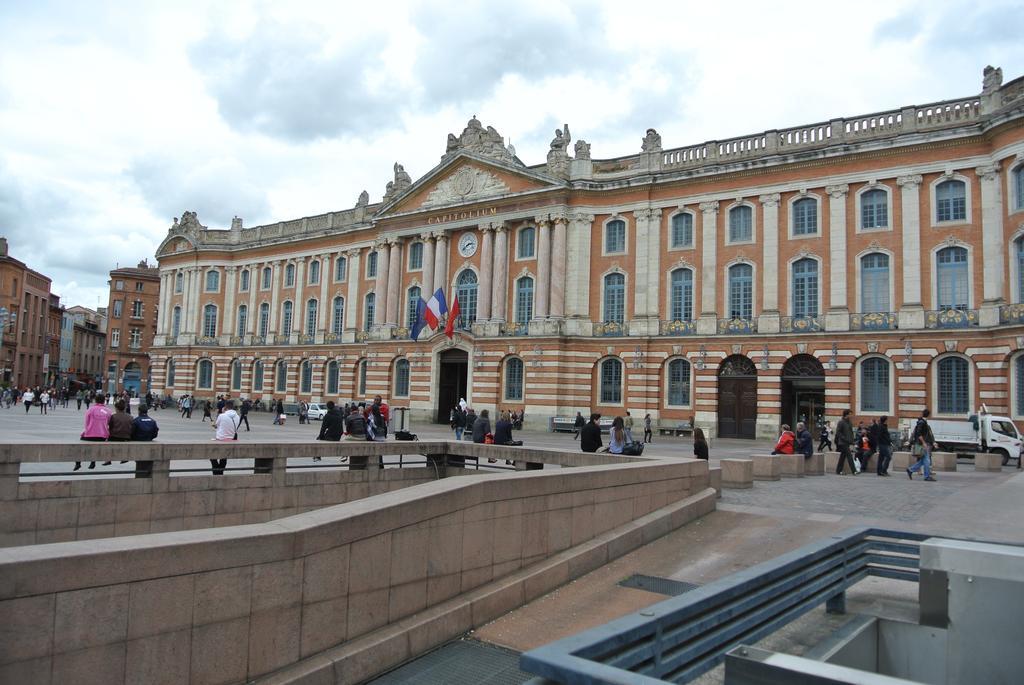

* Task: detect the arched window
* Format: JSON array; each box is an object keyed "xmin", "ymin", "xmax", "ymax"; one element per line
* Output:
[
  {"xmin": 394, "ymin": 359, "xmax": 410, "ymax": 397},
  {"xmin": 504, "ymin": 357, "xmax": 524, "ymax": 401},
  {"xmin": 205, "ymin": 270, "xmax": 219, "ymax": 292},
  {"xmin": 367, "ymin": 252, "xmax": 378, "ymax": 279},
  {"xmin": 284, "ymin": 263, "xmax": 296, "ymax": 287},
  {"xmin": 1015, "ymin": 164, "xmax": 1024, "ymax": 210},
  {"xmin": 281, "ymin": 301, "xmax": 293, "ymax": 334},
  {"xmin": 239, "ymin": 269, "xmax": 250, "ymax": 292},
  {"xmin": 275, "ymin": 360, "xmax": 287, "ymax": 392},
  {"xmin": 166, "ymin": 360, "xmax": 176, "ymax": 387},
  {"xmin": 358, "ymin": 359, "xmax": 368, "ymax": 396},
  {"xmin": 332, "ymin": 296, "xmax": 345, "ymax": 335},
  {"xmin": 236, "ymin": 305, "xmax": 248, "ymax": 338},
  {"xmin": 599, "ymin": 358, "xmax": 623, "ymax": 404},
  {"xmin": 408, "ymin": 242, "xmax": 423, "ymax": 270},
  {"xmin": 671, "ymin": 213, "xmax": 693, "ymax": 248},
  {"xmin": 455, "ymin": 270, "xmax": 478, "ymax": 329},
  {"xmin": 792, "ymin": 197, "xmax": 818, "ymax": 236},
  {"xmin": 300, "ymin": 360, "xmax": 312, "ymax": 393},
  {"xmin": 605, "ymin": 219, "xmax": 626, "ymax": 253},
  {"xmin": 667, "ymin": 358, "xmax": 691, "ymax": 407},
  {"xmin": 937, "ymin": 356, "xmax": 970, "ymax": 415},
  {"xmin": 1016, "ymin": 237, "xmax": 1024, "ymax": 304},
  {"xmin": 252, "ymin": 360, "xmax": 264, "ymax": 392},
  {"xmin": 364, "ymin": 293, "xmax": 375, "ymax": 330},
  {"xmin": 729, "ymin": 205, "xmax": 752, "ymax": 242},
  {"xmin": 861, "ymin": 189, "xmax": 888, "ymax": 229},
  {"xmin": 171, "ymin": 306, "xmax": 181, "ymax": 337},
  {"xmin": 231, "ymin": 359, "xmax": 242, "ymax": 391},
  {"xmin": 258, "ymin": 303, "xmax": 270, "ymax": 337},
  {"xmin": 305, "ymin": 299, "xmax": 318, "ymax": 336},
  {"xmin": 729, "ymin": 264, "xmax": 753, "ymax": 319},
  {"xmin": 792, "ymin": 258, "xmax": 819, "ymax": 317},
  {"xmin": 860, "ymin": 357, "xmax": 890, "ymax": 413},
  {"xmin": 515, "ymin": 276, "xmax": 534, "ymax": 324},
  {"xmin": 334, "ymin": 256, "xmax": 347, "ymax": 282},
  {"xmin": 261, "ymin": 267, "xmax": 272, "ymax": 289},
  {"xmin": 174, "ymin": 272, "xmax": 183, "ymax": 293},
  {"xmin": 1016, "ymin": 355, "xmax": 1024, "ymax": 417},
  {"xmin": 603, "ymin": 273, "xmax": 625, "ymax": 324},
  {"xmin": 197, "ymin": 360, "xmax": 213, "ymax": 389},
  {"xmin": 326, "ymin": 360, "xmax": 339, "ymax": 395},
  {"xmin": 861, "ymin": 253, "xmax": 890, "ymax": 313},
  {"xmin": 936, "ymin": 179, "xmax": 966, "ymax": 222},
  {"xmin": 308, "ymin": 260, "xmax": 320, "ymax": 285},
  {"xmin": 937, "ymin": 246, "xmax": 968, "ymax": 310},
  {"xmin": 202, "ymin": 304, "xmax": 218, "ymax": 337},
  {"xmin": 670, "ymin": 269, "xmax": 693, "ymax": 322},
  {"xmin": 406, "ymin": 287, "xmax": 421, "ymax": 329},
  {"xmin": 518, "ymin": 227, "xmax": 536, "ymax": 259}
]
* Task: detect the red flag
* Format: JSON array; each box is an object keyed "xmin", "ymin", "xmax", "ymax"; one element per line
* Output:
[{"xmin": 445, "ymin": 294, "xmax": 460, "ymax": 339}]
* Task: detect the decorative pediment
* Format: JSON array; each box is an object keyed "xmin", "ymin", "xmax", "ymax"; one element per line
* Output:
[{"xmin": 421, "ymin": 166, "xmax": 510, "ymax": 209}]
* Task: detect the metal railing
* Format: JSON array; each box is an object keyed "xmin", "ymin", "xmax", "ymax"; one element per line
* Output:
[{"xmin": 521, "ymin": 527, "xmax": 930, "ymax": 684}]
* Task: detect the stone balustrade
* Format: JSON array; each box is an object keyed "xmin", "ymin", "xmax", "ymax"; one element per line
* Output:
[{"xmin": 0, "ymin": 443, "xmax": 714, "ymax": 685}]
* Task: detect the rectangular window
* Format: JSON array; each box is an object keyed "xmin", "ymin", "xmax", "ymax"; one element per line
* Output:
[
  {"xmin": 671, "ymin": 214, "xmax": 693, "ymax": 248},
  {"xmin": 604, "ymin": 276, "xmax": 625, "ymax": 324},
  {"xmin": 667, "ymin": 360, "xmax": 691, "ymax": 406},
  {"xmin": 518, "ymin": 228, "xmax": 536, "ymax": 259},
  {"xmin": 729, "ymin": 206, "xmax": 753, "ymax": 242},
  {"xmin": 239, "ymin": 270, "xmax": 250, "ymax": 292},
  {"xmin": 112, "ymin": 300, "xmax": 123, "ymax": 318},
  {"xmin": 605, "ymin": 220, "xmax": 626, "ymax": 253},
  {"xmin": 861, "ymin": 255, "xmax": 890, "ymax": 313},
  {"xmin": 131, "ymin": 300, "xmax": 143, "ymax": 318},
  {"xmin": 861, "ymin": 359, "xmax": 890, "ymax": 412},
  {"xmin": 253, "ymin": 362, "xmax": 264, "ymax": 392},
  {"xmin": 129, "ymin": 328, "xmax": 141, "ymax": 348},
  {"xmin": 367, "ymin": 252, "xmax": 378, "ymax": 279},
  {"xmin": 504, "ymin": 359, "xmax": 524, "ymax": 401},
  {"xmin": 110, "ymin": 329, "xmax": 120, "ymax": 348},
  {"xmin": 335, "ymin": 257, "xmax": 347, "ymax": 282},
  {"xmin": 600, "ymin": 361, "xmax": 622, "ymax": 404},
  {"xmin": 938, "ymin": 359, "xmax": 969, "ymax": 415},
  {"xmin": 115, "ymin": 280, "xmax": 124, "ymax": 291},
  {"xmin": 409, "ymin": 243, "xmax": 423, "ymax": 270},
  {"xmin": 792, "ymin": 199, "xmax": 818, "ymax": 236}
]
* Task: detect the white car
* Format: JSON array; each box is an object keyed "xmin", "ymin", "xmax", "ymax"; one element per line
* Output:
[{"xmin": 306, "ymin": 403, "xmax": 329, "ymax": 420}]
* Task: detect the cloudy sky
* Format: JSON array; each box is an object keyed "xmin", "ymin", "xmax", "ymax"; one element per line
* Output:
[{"xmin": 1, "ymin": 0, "xmax": 1022, "ymax": 309}]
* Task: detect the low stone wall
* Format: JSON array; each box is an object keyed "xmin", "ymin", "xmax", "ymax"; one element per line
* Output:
[{"xmin": 0, "ymin": 448, "xmax": 712, "ymax": 685}]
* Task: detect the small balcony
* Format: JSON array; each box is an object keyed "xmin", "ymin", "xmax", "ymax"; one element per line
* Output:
[
  {"xmin": 780, "ymin": 315, "xmax": 822, "ymax": 333},
  {"xmin": 849, "ymin": 312, "xmax": 898, "ymax": 331},
  {"xmin": 659, "ymin": 319, "xmax": 697, "ymax": 336},
  {"xmin": 249, "ymin": 335, "xmax": 269, "ymax": 346},
  {"xmin": 594, "ymin": 321, "xmax": 626, "ymax": 337},
  {"xmin": 229, "ymin": 336, "xmax": 245, "ymax": 346},
  {"xmin": 273, "ymin": 334, "xmax": 291, "ymax": 345},
  {"xmin": 324, "ymin": 332, "xmax": 344, "ymax": 344},
  {"xmin": 500, "ymin": 322, "xmax": 529, "ymax": 337},
  {"xmin": 717, "ymin": 318, "xmax": 757, "ymax": 334},
  {"xmin": 925, "ymin": 308, "xmax": 978, "ymax": 329},
  {"xmin": 297, "ymin": 333, "xmax": 315, "ymax": 345},
  {"xmin": 195, "ymin": 336, "xmax": 219, "ymax": 346},
  {"xmin": 1000, "ymin": 304, "xmax": 1024, "ymax": 325},
  {"xmin": 389, "ymin": 328, "xmax": 409, "ymax": 340}
]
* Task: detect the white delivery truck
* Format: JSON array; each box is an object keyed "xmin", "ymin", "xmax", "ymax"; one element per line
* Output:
[{"xmin": 917, "ymin": 409, "xmax": 1023, "ymax": 466}]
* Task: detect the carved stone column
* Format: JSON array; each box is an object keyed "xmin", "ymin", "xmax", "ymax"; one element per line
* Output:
[
  {"xmin": 374, "ymin": 240, "xmax": 390, "ymax": 330},
  {"xmin": 535, "ymin": 217, "xmax": 552, "ymax": 319},
  {"xmin": 897, "ymin": 175, "xmax": 924, "ymax": 329},
  {"xmin": 269, "ymin": 261, "xmax": 282, "ymax": 332},
  {"xmin": 758, "ymin": 193, "xmax": 781, "ymax": 333},
  {"xmin": 697, "ymin": 201, "xmax": 719, "ymax": 335},
  {"xmin": 432, "ymin": 232, "xmax": 449, "ymax": 296},
  {"xmin": 477, "ymin": 226, "xmax": 494, "ymax": 322},
  {"xmin": 223, "ymin": 266, "xmax": 237, "ymax": 342},
  {"xmin": 633, "ymin": 208, "xmax": 651, "ymax": 322},
  {"xmin": 420, "ymin": 233, "xmax": 435, "ymax": 298},
  {"xmin": 246, "ymin": 265, "xmax": 258, "ymax": 335},
  {"xmin": 825, "ymin": 184, "xmax": 850, "ymax": 331},
  {"xmin": 318, "ymin": 254, "xmax": 331, "ymax": 335},
  {"xmin": 550, "ymin": 215, "xmax": 569, "ymax": 319},
  {"xmin": 977, "ymin": 163, "xmax": 1005, "ymax": 326},
  {"xmin": 157, "ymin": 272, "xmax": 170, "ymax": 336},
  {"xmin": 491, "ymin": 224, "xmax": 509, "ymax": 322},
  {"xmin": 345, "ymin": 250, "xmax": 361, "ymax": 334},
  {"xmin": 293, "ymin": 258, "xmax": 306, "ymax": 335},
  {"xmin": 564, "ymin": 213, "xmax": 594, "ymax": 335},
  {"xmin": 385, "ymin": 238, "xmax": 402, "ymax": 327}
]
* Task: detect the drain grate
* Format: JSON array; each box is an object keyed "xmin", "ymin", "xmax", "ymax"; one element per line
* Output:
[
  {"xmin": 618, "ymin": 574, "xmax": 700, "ymax": 596},
  {"xmin": 368, "ymin": 638, "xmax": 533, "ymax": 685}
]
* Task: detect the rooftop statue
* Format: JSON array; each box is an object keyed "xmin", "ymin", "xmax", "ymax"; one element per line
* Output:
[{"xmin": 443, "ymin": 116, "xmax": 519, "ymax": 165}]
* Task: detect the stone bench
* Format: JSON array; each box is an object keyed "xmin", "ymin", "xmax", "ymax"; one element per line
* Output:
[
  {"xmin": 825, "ymin": 450, "xmax": 877, "ymax": 474},
  {"xmin": 779, "ymin": 453, "xmax": 804, "ymax": 478},
  {"xmin": 804, "ymin": 452, "xmax": 825, "ymax": 476},
  {"xmin": 752, "ymin": 454, "xmax": 781, "ymax": 481},
  {"xmin": 892, "ymin": 451, "xmax": 913, "ymax": 470},
  {"xmin": 974, "ymin": 452, "xmax": 1004, "ymax": 472},
  {"xmin": 709, "ymin": 465, "xmax": 723, "ymax": 497},
  {"xmin": 932, "ymin": 451, "xmax": 958, "ymax": 472},
  {"xmin": 720, "ymin": 458, "xmax": 753, "ymax": 489}
]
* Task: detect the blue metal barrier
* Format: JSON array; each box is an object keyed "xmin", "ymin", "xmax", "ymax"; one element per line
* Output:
[{"xmin": 520, "ymin": 527, "xmax": 930, "ymax": 684}]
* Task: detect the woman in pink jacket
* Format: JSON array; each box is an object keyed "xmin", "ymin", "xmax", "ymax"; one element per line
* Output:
[{"xmin": 76, "ymin": 394, "xmax": 111, "ymax": 471}]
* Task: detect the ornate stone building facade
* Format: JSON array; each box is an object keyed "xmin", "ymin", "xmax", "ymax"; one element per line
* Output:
[{"xmin": 153, "ymin": 67, "xmax": 1024, "ymax": 438}]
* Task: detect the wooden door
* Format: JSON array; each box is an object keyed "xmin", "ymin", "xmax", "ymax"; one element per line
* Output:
[{"xmin": 718, "ymin": 376, "xmax": 757, "ymax": 439}]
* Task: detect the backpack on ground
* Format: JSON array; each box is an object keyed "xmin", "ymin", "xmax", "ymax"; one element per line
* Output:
[
  {"xmin": 395, "ymin": 430, "xmax": 417, "ymax": 441},
  {"xmin": 621, "ymin": 441, "xmax": 644, "ymax": 456}
]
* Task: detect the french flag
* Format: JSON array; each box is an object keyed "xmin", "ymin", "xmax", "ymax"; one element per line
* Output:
[{"xmin": 424, "ymin": 288, "xmax": 447, "ymax": 329}]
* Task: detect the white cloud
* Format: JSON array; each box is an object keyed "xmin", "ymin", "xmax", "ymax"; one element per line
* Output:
[{"xmin": 0, "ymin": 0, "xmax": 1022, "ymax": 309}]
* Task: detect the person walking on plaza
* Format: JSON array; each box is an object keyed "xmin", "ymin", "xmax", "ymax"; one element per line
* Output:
[
  {"xmin": 22, "ymin": 387, "xmax": 34, "ymax": 413},
  {"xmin": 77, "ymin": 393, "xmax": 111, "ymax": 470},
  {"xmin": 274, "ymin": 398, "xmax": 285, "ymax": 426},
  {"xmin": 201, "ymin": 400, "xmax": 212, "ymax": 422},
  {"xmin": 180, "ymin": 394, "xmax": 192, "ymax": 419},
  {"xmin": 835, "ymin": 409, "xmax": 857, "ymax": 475},
  {"xmin": 580, "ymin": 413, "xmax": 602, "ymax": 453},
  {"xmin": 873, "ymin": 415, "xmax": 892, "ymax": 476},
  {"xmin": 451, "ymin": 404, "xmax": 466, "ymax": 441},
  {"xmin": 239, "ymin": 398, "xmax": 251, "ymax": 431},
  {"xmin": 907, "ymin": 409, "xmax": 937, "ymax": 481},
  {"xmin": 572, "ymin": 411, "xmax": 585, "ymax": 440},
  {"xmin": 39, "ymin": 389, "xmax": 49, "ymax": 414},
  {"xmin": 210, "ymin": 401, "xmax": 240, "ymax": 475},
  {"xmin": 818, "ymin": 421, "xmax": 833, "ymax": 452},
  {"xmin": 796, "ymin": 422, "xmax": 814, "ymax": 460},
  {"xmin": 693, "ymin": 427, "xmax": 709, "ymax": 460},
  {"xmin": 643, "ymin": 413, "xmax": 653, "ymax": 444},
  {"xmin": 623, "ymin": 412, "xmax": 634, "ymax": 443},
  {"xmin": 772, "ymin": 424, "xmax": 796, "ymax": 455},
  {"xmin": 131, "ymin": 404, "xmax": 159, "ymax": 441},
  {"xmin": 464, "ymin": 408, "xmax": 477, "ymax": 441},
  {"xmin": 76, "ymin": 389, "xmax": 84, "ymax": 410}
]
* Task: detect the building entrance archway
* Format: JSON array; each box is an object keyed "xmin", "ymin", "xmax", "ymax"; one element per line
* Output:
[
  {"xmin": 717, "ymin": 355, "xmax": 757, "ymax": 439},
  {"xmin": 780, "ymin": 354, "xmax": 826, "ymax": 437},
  {"xmin": 436, "ymin": 348, "xmax": 468, "ymax": 423},
  {"xmin": 122, "ymin": 362, "xmax": 143, "ymax": 396}
]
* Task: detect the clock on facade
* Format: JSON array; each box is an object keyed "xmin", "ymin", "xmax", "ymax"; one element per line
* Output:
[{"xmin": 457, "ymin": 232, "xmax": 478, "ymax": 258}]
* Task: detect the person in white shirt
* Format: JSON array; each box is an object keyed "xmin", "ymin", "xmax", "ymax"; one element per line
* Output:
[
  {"xmin": 39, "ymin": 390, "xmax": 50, "ymax": 414},
  {"xmin": 22, "ymin": 388, "xmax": 34, "ymax": 413},
  {"xmin": 210, "ymin": 401, "xmax": 240, "ymax": 475}
]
